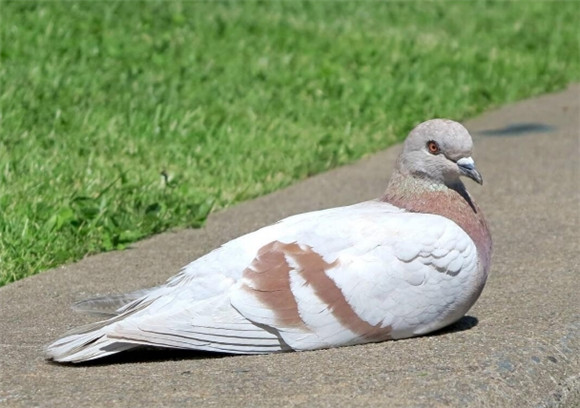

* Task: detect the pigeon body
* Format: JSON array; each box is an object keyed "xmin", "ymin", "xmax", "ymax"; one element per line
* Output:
[{"xmin": 46, "ymin": 119, "xmax": 491, "ymax": 363}]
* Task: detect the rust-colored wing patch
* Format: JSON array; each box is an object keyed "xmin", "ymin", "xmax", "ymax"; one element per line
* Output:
[
  {"xmin": 241, "ymin": 241, "xmax": 391, "ymax": 342},
  {"xmin": 241, "ymin": 241, "xmax": 305, "ymax": 328}
]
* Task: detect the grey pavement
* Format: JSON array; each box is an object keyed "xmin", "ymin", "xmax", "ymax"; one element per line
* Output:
[{"xmin": 1, "ymin": 85, "xmax": 579, "ymax": 407}]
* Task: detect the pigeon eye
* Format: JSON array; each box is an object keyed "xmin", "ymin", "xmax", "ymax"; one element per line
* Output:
[{"xmin": 427, "ymin": 141, "xmax": 440, "ymax": 154}]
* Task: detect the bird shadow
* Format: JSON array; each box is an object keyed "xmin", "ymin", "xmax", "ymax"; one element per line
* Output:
[
  {"xmin": 429, "ymin": 315, "xmax": 479, "ymax": 337},
  {"xmin": 49, "ymin": 347, "xmax": 231, "ymax": 367},
  {"xmin": 50, "ymin": 315, "xmax": 479, "ymax": 367}
]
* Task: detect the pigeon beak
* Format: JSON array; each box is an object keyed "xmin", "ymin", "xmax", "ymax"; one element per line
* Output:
[{"xmin": 457, "ymin": 157, "xmax": 483, "ymax": 185}]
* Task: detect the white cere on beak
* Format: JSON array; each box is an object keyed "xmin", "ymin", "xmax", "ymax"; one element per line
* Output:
[{"xmin": 457, "ymin": 157, "xmax": 475, "ymax": 169}]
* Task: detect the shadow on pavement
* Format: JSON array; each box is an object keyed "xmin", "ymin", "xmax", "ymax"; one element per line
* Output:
[{"xmin": 475, "ymin": 122, "xmax": 555, "ymax": 136}]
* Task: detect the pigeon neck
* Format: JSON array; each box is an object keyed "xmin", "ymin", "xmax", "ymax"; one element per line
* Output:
[{"xmin": 381, "ymin": 170, "xmax": 491, "ymax": 266}]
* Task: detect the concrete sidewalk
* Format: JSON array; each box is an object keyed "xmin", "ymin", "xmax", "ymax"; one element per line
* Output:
[{"xmin": 1, "ymin": 85, "xmax": 578, "ymax": 407}]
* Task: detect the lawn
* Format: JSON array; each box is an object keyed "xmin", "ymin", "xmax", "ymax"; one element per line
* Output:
[{"xmin": 1, "ymin": 1, "xmax": 579, "ymax": 286}]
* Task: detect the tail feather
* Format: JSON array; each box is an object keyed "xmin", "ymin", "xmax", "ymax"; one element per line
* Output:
[
  {"xmin": 72, "ymin": 289, "xmax": 155, "ymax": 317},
  {"xmin": 46, "ymin": 329, "xmax": 137, "ymax": 363},
  {"xmin": 47, "ymin": 297, "xmax": 157, "ymax": 363}
]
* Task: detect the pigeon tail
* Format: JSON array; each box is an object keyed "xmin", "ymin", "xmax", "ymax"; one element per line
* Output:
[{"xmin": 45, "ymin": 319, "xmax": 136, "ymax": 363}]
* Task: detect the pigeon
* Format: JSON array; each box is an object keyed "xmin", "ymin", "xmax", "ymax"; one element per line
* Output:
[{"xmin": 46, "ymin": 119, "xmax": 492, "ymax": 363}]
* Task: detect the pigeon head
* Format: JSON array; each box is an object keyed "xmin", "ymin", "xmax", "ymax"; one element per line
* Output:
[{"xmin": 398, "ymin": 119, "xmax": 483, "ymax": 186}]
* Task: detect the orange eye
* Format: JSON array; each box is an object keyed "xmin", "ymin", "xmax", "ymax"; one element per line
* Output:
[{"xmin": 427, "ymin": 141, "xmax": 440, "ymax": 154}]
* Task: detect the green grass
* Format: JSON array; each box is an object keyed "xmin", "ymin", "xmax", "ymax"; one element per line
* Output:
[{"xmin": 1, "ymin": 1, "xmax": 579, "ymax": 286}]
